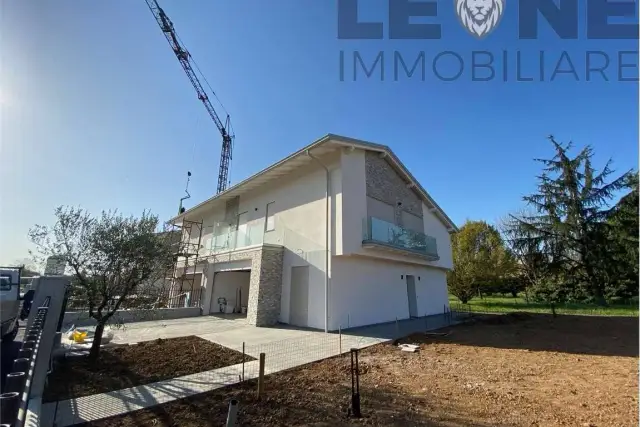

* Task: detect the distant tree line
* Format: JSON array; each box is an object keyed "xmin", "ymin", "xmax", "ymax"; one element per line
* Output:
[{"xmin": 448, "ymin": 137, "xmax": 638, "ymax": 306}]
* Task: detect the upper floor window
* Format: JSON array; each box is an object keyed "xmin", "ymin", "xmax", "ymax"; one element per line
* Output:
[{"xmin": 265, "ymin": 202, "xmax": 276, "ymax": 232}]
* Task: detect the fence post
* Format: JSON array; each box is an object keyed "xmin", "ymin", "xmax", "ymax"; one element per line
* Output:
[
  {"xmin": 350, "ymin": 348, "xmax": 362, "ymax": 418},
  {"xmin": 242, "ymin": 342, "xmax": 245, "ymax": 382},
  {"xmin": 257, "ymin": 353, "xmax": 265, "ymax": 399}
]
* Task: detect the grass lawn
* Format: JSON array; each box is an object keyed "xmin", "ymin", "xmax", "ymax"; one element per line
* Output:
[
  {"xmin": 43, "ymin": 336, "xmax": 252, "ymax": 402},
  {"xmin": 80, "ymin": 314, "xmax": 638, "ymax": 427},
  {"xmin": 448, "ymin": 294, "xmax": 639, "ymax": 316}
]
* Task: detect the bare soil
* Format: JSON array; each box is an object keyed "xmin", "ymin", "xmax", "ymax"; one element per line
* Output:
[
  {"xmin": 44, "ymin": 336, "xmax": 250, "ymax": 402},
  {"xmin": 80, "ymin": 314, "xmax": 638, "ymax": 427}
]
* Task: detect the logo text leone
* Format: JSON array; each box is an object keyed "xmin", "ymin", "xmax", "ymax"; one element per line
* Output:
[{"xmin": 338, "ymin": 0, "xmax": 638, "ymax": 40}]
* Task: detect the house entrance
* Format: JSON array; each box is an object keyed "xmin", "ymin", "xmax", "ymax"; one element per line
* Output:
[{"xmin": 406, "ymin": 275, "xmax": 418, "ymax": 318}]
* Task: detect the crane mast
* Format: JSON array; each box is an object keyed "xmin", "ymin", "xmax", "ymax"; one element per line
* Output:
[{"xmin": 145, "ymin": 0, "xmax": 233, "ymax": 194}]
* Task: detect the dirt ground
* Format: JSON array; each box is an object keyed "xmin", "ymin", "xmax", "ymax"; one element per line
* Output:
[
  {"xmin": 44, "ymin": 336, "xmax": 250, "ymax": 402},
  {"xmin": 80, "ymin": 314, "xmax": 638, "ymax": 427}
]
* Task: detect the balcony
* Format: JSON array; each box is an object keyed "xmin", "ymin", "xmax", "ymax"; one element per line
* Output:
[
  {"xmin": 362, "ymin": 217, "xmax": 439, "ymax": 260},
  {"xmin": 200, "ymin": 220, "xmax": 266, "ymax": 257}
]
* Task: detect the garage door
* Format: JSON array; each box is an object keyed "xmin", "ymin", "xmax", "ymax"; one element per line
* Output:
[{"xmin": 289, "ymin": 266, "xmax": 309, "ymax": 327}]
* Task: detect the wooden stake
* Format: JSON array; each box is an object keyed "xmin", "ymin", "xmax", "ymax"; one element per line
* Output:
[{"xmin": 257, "ymin": 353, "xmax": 265, "ymax": 399}]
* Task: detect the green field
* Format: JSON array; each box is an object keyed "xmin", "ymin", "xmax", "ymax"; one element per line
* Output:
[{"xmin": 448, "ymin": 294, "xmax": 639, "ymax": 317}]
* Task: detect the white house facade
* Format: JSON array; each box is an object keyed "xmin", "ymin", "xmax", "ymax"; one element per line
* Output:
[{"xmin": 170, "ymin": 134, "xmax": 457, "ymax": 332}]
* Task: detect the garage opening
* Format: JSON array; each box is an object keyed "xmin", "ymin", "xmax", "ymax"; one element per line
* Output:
[{"xmin": 209, "ymin": 271, "xmax": 251, "ymax": 319}]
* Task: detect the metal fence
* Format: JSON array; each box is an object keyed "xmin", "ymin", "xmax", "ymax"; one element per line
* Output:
[
  {"xmin": 0, "ymin": 297, "xmax": 55, "ymax": 427},
  {"xmin": 449, "ymin": 300, "xmax": 638, "ymax": 317},
  {"xmin": 65, "ymin": 287, "xmax": 204, "ymax": 312}
]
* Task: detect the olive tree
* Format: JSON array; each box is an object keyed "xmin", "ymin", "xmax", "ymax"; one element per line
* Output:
[{"xmin": 29, "ymin": 206, "xmax": 174, "ymax": 359}]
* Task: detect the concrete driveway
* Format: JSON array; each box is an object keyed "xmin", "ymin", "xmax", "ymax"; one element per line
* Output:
[
  {"xmin": 105, "ymin": 315, "xmax": 382, "ymax": 357},
  {"xmin": 104, "ymin": 313, "xmax": 452, "ymax": 360}
]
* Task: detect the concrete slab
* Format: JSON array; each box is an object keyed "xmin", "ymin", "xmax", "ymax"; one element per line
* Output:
[{"xmin": 107, "ymin": 315, "xmax": 249, "ymax": 344}]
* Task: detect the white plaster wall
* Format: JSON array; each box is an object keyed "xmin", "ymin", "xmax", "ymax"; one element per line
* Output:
[
  {"xmin": 177, "ymin": 152, "xmax": 341, "ymax": 327},
  {"xmin": 236, "ymin": 152, "xmax": 341, "ymax": 329},
  {"xmin": 422, "ymin": 203, "xmax": 453, "ymax": 269},
  {"xmin": 209, "ymin": 271, "xmax": 250, "ymax": 314},
  {"xmin": 414, "ymin": 267, "xmax": 449, "ymax": 315},
  {"xmin": 330, "ymin": 256, "xmax": 449, "ymax": 330},
  {"xmin": 340, "ymin": 149, "xmax": 368, "ymax": 255}
]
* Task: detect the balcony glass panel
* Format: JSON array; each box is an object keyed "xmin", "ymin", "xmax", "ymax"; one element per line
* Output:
[
  {"xmin": 362, "ymin": 217, "xmax": 438, "ymax": 258},
  {"xmin": 200, "ymin": 220, "xmax": 265, "ymax": 256}
]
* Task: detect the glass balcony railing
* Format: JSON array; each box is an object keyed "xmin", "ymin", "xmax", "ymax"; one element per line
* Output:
[
  {"xmin": 362, "ymin": 217, "xmax": 438, "ymax": 259},
  {"xmin": 201, "ymin": 222, "xmax": 265, "ymax": 256}
]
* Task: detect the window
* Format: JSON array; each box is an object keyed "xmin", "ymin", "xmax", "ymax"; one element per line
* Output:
[
  {"xmin": 265, "ymin": 202, "xmax": 275, "ymax": 232},
  {"xmin": 0, "ymin": 275, "xmax": 11, "ymax": 291}
]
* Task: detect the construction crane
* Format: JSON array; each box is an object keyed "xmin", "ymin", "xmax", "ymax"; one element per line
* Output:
[{"xmin": 144, "ymin": 0, "xmax": 233, "ymax": 194}]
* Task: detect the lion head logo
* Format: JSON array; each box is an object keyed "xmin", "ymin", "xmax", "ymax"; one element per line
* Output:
[{"xmin": 455, "ymin": 0, "xmax": 504, "ymax": 39}]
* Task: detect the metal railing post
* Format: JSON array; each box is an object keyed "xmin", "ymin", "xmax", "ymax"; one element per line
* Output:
[
  {"xmin": 0, "ymin": 392, "xmax": 20, "ymax": 422},
  {"xmin": 226, "ymin": 399, "xmax": 239, "ymax": 426}
]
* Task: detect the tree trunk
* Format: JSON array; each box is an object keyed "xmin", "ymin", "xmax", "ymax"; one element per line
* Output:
[
  {"xmin": 89, "ymin": 322, "xmax": 105, "ymax": 360},
  {"xmin": 592, "ymin": 284, "xmax": 607, "ymax": 306}
]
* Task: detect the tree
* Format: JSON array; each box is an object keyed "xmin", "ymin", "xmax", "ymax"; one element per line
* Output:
[
  {"xmin": 29, "ymin": 206, "xmax": 174, "ymax": 359},
  {"xmin": 448, "ymin": 220, "xmax": 515, "ymax": 303},
  {"xmin": 600, "ymin": 173, "xmax": 639, "ymax": 300},
  {"xmin": 510, "ymin": 137, "xmax": 633, "ymax": 305}
]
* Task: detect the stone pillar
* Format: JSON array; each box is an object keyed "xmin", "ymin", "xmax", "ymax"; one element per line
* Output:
[{"xmin": 246, "ymin": 246, "xmax": 284, "ymax": 327}]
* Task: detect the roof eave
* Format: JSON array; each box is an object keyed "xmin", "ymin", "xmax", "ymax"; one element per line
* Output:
[
  {"xmin": 169, "ymin": 134, "xmax": 335, "ymax": 223},
  {"xmin": 170, "ymin": 133, "xmax": 458, "ymax": 233}
]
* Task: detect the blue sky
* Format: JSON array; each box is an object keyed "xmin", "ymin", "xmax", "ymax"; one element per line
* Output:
[{"xmin": 1, "ymin": 0, "xmax": 638, "ymax": 265}]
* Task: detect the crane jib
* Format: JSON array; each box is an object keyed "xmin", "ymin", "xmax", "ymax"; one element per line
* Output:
[{"xmin": 144, "ymin": 0, "xmax": 234, "ymax": 194}]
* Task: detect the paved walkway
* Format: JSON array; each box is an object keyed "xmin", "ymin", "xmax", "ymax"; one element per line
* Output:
[{"xmin": 42, "ymin": 314, "xmax": 453, "ymax": 426}]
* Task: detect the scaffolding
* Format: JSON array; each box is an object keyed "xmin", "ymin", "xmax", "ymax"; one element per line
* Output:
[{"xmin": 164, "ymin": 218, "xmax": 204, "ymax": 308}]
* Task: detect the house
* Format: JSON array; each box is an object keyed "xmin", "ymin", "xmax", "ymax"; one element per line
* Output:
[{"xmin": 170, "ymin": 134, "xmax": 457, "ymax": 331}]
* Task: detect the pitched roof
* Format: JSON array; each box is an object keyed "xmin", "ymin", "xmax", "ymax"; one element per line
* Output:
[{"xmin": 171, "ymin": 134, "xmax": 458, "ymax": 232}]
